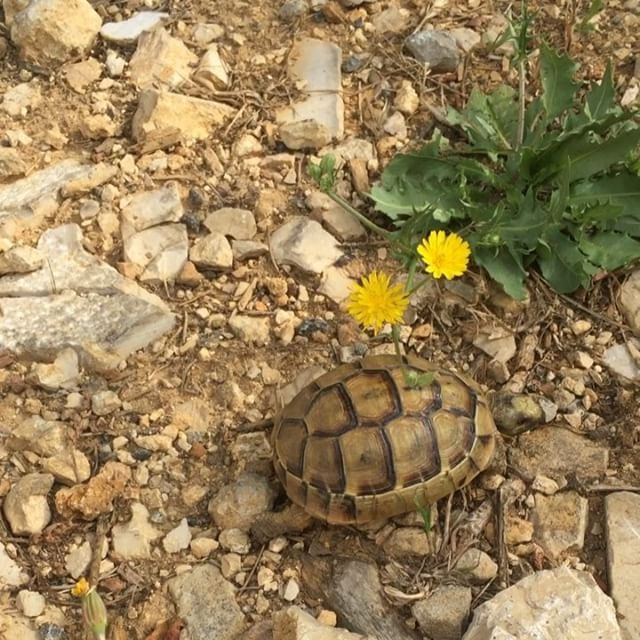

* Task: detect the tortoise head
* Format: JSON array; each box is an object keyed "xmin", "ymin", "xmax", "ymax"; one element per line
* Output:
[{"xmin": 486, "ymin": 391, "xmax": 545, "ymax": 436}]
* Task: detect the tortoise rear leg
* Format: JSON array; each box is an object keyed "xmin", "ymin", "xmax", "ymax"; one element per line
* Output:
[{"xmin": 251, "ymin": 503, "xmax": 315, "ymax": 542}]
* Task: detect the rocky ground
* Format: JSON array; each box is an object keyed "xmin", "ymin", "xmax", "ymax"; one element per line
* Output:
[{"xmin": 1, "ymin": 0, "xmax": 640, "ymax": 639}]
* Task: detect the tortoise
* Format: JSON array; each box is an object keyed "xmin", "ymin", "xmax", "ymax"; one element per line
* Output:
[{"xmin": 266, "ymin": 353, "xmax": 541, "ymax": 528}]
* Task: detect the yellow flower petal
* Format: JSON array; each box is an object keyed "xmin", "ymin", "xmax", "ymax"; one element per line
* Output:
[
  {"xmin": 347, "ymin": 270, "xmax": 409, "ymax": 334},
  {"xmin": 417, "ymin": 231, "xmax": 471, "ymax": 280},
  {"xmin": 72, "ymin": 577, "xmax": 91, "ymax": 598}
]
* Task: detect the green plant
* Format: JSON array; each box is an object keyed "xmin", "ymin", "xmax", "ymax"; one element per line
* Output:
[{"xmin": 312, "ymin": 7, "xmax": 640, "ymax": 300}]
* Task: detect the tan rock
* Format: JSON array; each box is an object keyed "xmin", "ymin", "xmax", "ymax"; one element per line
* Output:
[
  {"xmin": 55, "ymin": 461, "xmax": 131, "ymax": 520},
  {"xmin": 79, "ymin": 114, "xmax": 118, "ymax": 140},
  {"xmin": 464, "ymin": 567, "xmax": 622, "ymax": 639},
  {"xmin": 129, "ymin": 27, "xmax": 197, "ymax": 90},
  {"xmin": 273, "ymin": 606, "xmax": 370, "ymax": 639},
  {"xmin": 11, "ymin": 0, "xmax": 102, "ymax": 66},
  {"xmin": 383, "ymin": 527, "xmax": 432, "ymax": 557},
  {"xmin": 132, "ymin": 89, "xmax": 235, "ymax": 142},
  {"xmin": 63, "ymin": 58, "xmax": 102, "ymax": 93},
  {"xmin": 532, "ymin": 491, "xmax": 589, "ymax": 559},
  {"xmin": 193, "ymin": 44, "xmax": 230, "ymax": 90}
]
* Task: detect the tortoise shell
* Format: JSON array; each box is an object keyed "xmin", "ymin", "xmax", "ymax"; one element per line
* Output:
[{"xmin": 272, "ymin": 354, "xmax": 496, "ymax": 525}]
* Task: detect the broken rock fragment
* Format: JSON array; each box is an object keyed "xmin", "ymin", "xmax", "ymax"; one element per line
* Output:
[
  {"xmin": 129, "ymin": 27, "xmax": 198, "ymax": 90},
  {"xmin": 132, "ymin": 89, "xmax": 235, "ymax": 142},
  {"xmin": 277, "ymin": 38, "xmax": 344, "ymax": 149},
  {"xmin": 270, "ymin": 217, "xmax": 343, "ymax": 274},
  {"xmin": 123, "ymin": 223, "xmax": 189, "ymax": 282},
  {"xmin": 405, "ymin": 30, "xmax": 460, "ymax": 73}
]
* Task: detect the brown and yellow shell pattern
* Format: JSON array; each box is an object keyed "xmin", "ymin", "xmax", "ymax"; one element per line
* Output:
[{"xmin": 272, "ymin": 354, "xmax": 497, "ymax": 525}]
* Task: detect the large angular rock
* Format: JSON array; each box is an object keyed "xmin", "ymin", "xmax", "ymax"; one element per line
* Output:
[
  {"xmin": 270, "ymin": 217, "xmax": 342, "ymax": 274},
  {"xmin": 132, "ymin": 89, "xmax": 235, "ymax": 142},
  {"xmin": 123, "ymin": 223, "xmax": 189, "ymax": 282},
  {"xmin": 0, "ymin": 224, "xmax": 175, "ymax": 369},
  {"xmin": 129, "ymin": 27, "xmax": 197, "ymax": 90},
  {"xmin": 508, "ymin": 426, "xmax": 608, "ymax": 483},
  {"xmin": 463, "ymin": 567, "xmax": 622, "ymax": 639},
  {"xmin": 276, "ymin": 38, "xmax": 344, "ymax": 149},
  {"xmin": 167, "ymin": 565, "xmax": 245, "ymax": 640},
  {"xmin": 606, "ymin": 492, "xmax": 640, "ymax": 640},
  {"xmin": 10, "ymin": 0, "xmax": 102, "ymax": 66}
]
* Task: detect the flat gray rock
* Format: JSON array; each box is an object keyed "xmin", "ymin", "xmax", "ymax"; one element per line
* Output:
[
  {"xmin": 121, "ymin": 181, "xmax": 184, "ymax": 236},
  {"xmin": 204, "ymin": 207, "xmax": 257, "ymax": 240},
  {"xmin": 463, "ymin": 567, "xmax": 622, "ymax": 639},
  {"xmin": 167, "ymin": 564, "xmax": 245, "ymax": 640},
  {"xmin": 508, "ymin": 426, "xmax": 608, "ymax": 483},
  {"xmin": 270, "ymin": 216, "xmax": 342, "ymax": 274},
  {"xmin": 302, "ymin": 558, "xmax": 418, "ymax": 640},
  {"xmin": 606, "ymin": 492, "xmax": 640, "ymax": 640},
  {"xmin": 405, "ymin": 30, "xmax": 460, "ymax": 73},
  {"xmin": 0, "ymin": 224, "xmax": 174, "ymax": 369},
  {"xmin": 123, "ymin": 223, "xmax": 189, "ymax": 282}
]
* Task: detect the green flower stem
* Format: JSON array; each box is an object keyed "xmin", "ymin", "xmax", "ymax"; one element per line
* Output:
[
  {"xmin": 391, "ymin": 324, "xmax": 404, "ymax": 361},
  {"xmin": 324, "ymin": 191, "xmax": 393, "ymax": 240}
]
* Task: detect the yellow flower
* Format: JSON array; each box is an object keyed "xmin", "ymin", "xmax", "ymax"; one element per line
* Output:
[
  {"xmin": 417, "ymin": 230, "xmax": 471, "ymax": 280},
  {"xmin": 347, "ymin": 271, "xmax": 409, "ymax": 334},
  {"xmin": 72, "ymin": 577, "xmax": 90, "ymax": 598}
]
